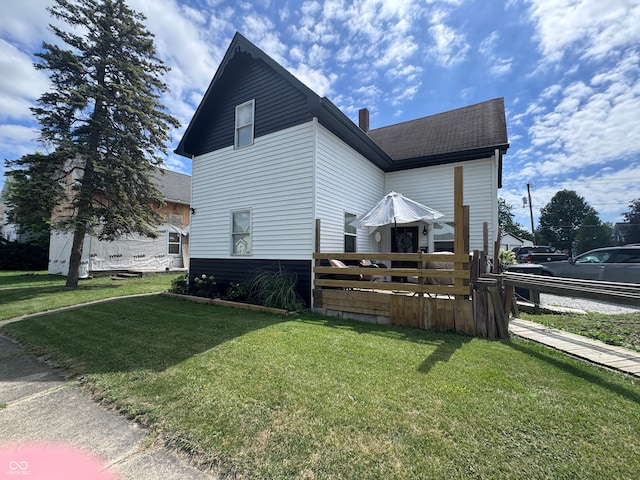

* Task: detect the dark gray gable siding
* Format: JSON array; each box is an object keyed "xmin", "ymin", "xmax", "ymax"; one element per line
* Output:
[{"xmin": 180, "ymin": 52, "xmax": 313, "ymax": 157}]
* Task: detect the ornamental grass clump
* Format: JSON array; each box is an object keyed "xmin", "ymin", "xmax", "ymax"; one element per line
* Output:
[{"xmin": 248, "ymin": 265, "xmax": 304, "ymax": 311}]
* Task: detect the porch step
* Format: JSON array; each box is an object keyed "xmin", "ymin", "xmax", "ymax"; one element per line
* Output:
[{"xmin": 110, "ymin": 272, "xmax": 143, "ymax": 280}]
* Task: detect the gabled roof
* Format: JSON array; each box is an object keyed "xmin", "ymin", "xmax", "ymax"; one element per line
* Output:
[
  {"xmin": 175, "ymin": 33, "xmax": 391, "ymax": 168},
  {"xmin": 176, "ymin": 32, "xmax": 509, "ymax": 177},
  {"xmin": 367, "ymin": 98, "xmax": 509, "ymax": 185},
  {"xmin": 368, "ymin": 98, "xmax": 508, "ymax": 161},
  {"xmin": 152, "ymin": 169, "xmax": 191, "ymax": 205}
]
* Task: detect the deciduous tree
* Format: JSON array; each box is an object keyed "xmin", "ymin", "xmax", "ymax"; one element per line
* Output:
[
  {"xmin": 537, "ymin": 190, "xmax": 599, "ymax": 252},
  {"xmin": 622, "ymin": 199, "xmax": 640, "ymax": 244},
  {"xmin": 574, "ymin": 212, "xmax": 612, "ymax": 254},
  {"xmin": 498, "ymin": 198, "xmax": 533, "ymax": 241},
  {"xmin": 4, "ymin": 153, "xmax": 65, "ymax": 234}
]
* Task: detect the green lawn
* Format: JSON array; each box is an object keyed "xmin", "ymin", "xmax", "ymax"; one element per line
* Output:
[
  {"xmin": 0, "ymin": 270, "xmax": 180, "ymax": 321},
  {"xmin": 2, "ymin": 294, "xmax": 639, "ymax": 479},
  {"xmin": 520, "ymin": 311, "xmax": 640, "ymax": 352}
]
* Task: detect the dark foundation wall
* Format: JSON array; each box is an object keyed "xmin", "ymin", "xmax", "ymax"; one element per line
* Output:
[{"xmin": 189, "ymin": 258, "xmax": 312, "ymax": 306}]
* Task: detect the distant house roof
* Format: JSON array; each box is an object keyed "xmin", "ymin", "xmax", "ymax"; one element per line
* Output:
[
  {"xmin": 152, "ymin": 169, "xmax": 191, "ymax": 205},
  {"xmin": 176, "ymin": 32, "xmax": 509, "ymax": 177}
]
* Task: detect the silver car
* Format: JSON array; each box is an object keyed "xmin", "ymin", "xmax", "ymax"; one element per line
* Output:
[{"xmin": 539, "ymin": 246, "xmax": 640, "ymax": 283}]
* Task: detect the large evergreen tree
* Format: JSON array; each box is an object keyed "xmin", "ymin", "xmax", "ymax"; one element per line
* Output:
[
  {"xmin": 537, "ymin": 190, "xmax": 598, "ymax": 252},
  {"xmin": 7, "ymin": 0, "xmax": 179, "ymax": 287}
]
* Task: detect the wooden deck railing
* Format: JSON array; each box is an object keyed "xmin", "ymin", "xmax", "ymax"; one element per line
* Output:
[{"xmin": 313, "ymin": 252, "xmax": 471, "ymax": 297}]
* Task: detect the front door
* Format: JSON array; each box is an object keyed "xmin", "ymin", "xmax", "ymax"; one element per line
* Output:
[
  {"xmin": 392, "ymin": 226, "xmax": 418, "ymax": 253},
  {"xmin": 391, "ymin": 226, "xmax": 418, "ymax": 282}
]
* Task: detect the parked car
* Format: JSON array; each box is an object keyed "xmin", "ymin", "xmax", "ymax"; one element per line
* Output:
[
  {"xmin": 530, "ymin": 246, "xmax": 640, "ymax": 283},
  {"xmin": 512, "ymin": 246, "xmax": 568, "ymax": 263}
]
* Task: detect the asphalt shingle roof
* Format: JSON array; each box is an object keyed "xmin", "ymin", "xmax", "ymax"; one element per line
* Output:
[
  {"xmin": 367, "ymin": 98, "xmax": 508, "ymax": 162},
  {"xmin": 152, "ymin": 169, "xmax": 191, "ymax": 205}
]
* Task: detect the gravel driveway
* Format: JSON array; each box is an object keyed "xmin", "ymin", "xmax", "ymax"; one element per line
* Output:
[{"xmin": 540, "ymin": 293, "xmax": 640, "ymax": 315}]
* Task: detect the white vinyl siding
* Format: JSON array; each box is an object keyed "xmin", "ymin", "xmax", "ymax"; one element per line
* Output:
[
  {"xmin": 315, "ymin": 122, "xmax": 385, "ymax": 253},
  {"xmin": 384, "ymin": 155, "xmax": 499, "ymax": 253},
  {"xmin": 190, "ymin": 122, "xmax": 315, "ymax": 259}
]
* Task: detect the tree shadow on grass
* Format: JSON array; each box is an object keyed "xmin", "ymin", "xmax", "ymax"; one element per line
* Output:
[
  {"xmin": 0, "ymin": 295, "xmax": 288, "ymax": 376},
  {"xmin": 507, "ymin": 339, "xmax": 640, "ymax": 405},
  {"xmin": 0, "ymin": 284, "xmax": 120, "ymax": 307}
]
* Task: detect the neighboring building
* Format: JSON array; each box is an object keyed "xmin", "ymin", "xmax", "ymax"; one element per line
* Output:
[
  {"xmin": 175, "ymin": 32, "xmax": 509, "ymax": 305},
  {"xmin": 48, "ymin": 168, "xmax": 191, "ymax": 277},
  {"xmin": 612, "ymin": 222, "xmax": 638, "ymax": 245},
  {"xmin": 501, "ymin": 233, "xmax": 533, "ymax": 251}
]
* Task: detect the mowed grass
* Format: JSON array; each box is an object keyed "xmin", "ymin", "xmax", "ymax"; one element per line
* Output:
[
  {"xmin": 2, "ymin": 295, "xmax": 639, "ymax": 479},
  {"xmin": 0, "ymin": 270, "xmax": 180, "ymax": 321},
  {"xmin": 520, "ymin": 311, "xmax": 640, "ymax": 352}
]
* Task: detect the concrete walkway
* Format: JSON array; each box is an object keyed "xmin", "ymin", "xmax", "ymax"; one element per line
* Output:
[
  {"xmin": 0, "ymin": 334, "xmax": 217, "ymax": 479},
  {"xmin": 509, "ymin": 318, "xmax": 640, "ymax": 377}
]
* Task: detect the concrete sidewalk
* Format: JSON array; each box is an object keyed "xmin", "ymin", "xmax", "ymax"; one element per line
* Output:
[
  {"xmin": 0, "ymin": 334, "xmax": 217, "ymax": 480},
  {"xmin": 510, "ymin": 318, "xmax": 640, "ymax": 378}
]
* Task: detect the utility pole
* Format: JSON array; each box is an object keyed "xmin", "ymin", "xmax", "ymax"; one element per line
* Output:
[{"xmin": 527, "ymin": 183, "xmax": 536, "ymax": 244}]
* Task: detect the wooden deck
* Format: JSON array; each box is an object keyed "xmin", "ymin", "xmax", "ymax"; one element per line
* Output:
[{"xmin": 312, "ymin": 252, "xmax": 477, "ymax": 335}]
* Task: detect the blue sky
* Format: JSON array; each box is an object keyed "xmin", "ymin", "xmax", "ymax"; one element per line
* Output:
[{"xmin": 1, "ymin": 0, "xmax": 639, "ymax": 230}]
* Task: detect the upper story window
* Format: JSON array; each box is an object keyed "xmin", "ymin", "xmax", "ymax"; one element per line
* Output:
[
  {"xmin": 232, "ymin": 209, "xmax": 251, "ymax": 255},
  {"xmin": 235, "ymin": 99, "xmax": 255, "ymax": 149},
  {"xmin": 344, "ymin": 212, "xmax": 357, "ymax": 252}
]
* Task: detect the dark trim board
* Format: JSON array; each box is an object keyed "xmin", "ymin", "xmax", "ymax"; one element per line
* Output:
[{"xmin": 190, "ymin": 258, "xmax": 312, "ymax": 306}]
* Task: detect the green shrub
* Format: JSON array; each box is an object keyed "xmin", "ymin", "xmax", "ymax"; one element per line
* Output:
[
  {"xmin": 248, "ymin": 265, "xmax": 304, "ymax": 311},
  {"xmin": 168, "ymin": 273, "xmax": 189, "ymax": 294},
  {"xmin": 225, "ymin": 282, "xmax": 249, "ymax": 302},
  {"xmin": 191, "ymin": 273, "xmax": 217, "ymax": 298},
  {"xmin": 0, "ymin": 238, "xmax": 49, "ymax": 270},
  {"xmin": 498, "ymin": 249, "xmax": 516, "ymax": 272}
]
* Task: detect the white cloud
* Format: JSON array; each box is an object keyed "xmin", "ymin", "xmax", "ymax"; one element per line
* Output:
[
  {"xmin": 526, "ymin": 50, "xmax": 640, "ymax": 176},
  {"xmin": 287, "ymin": 64, "xmax": 336, "ymax": 97},
  {"xmin": 0, "ymin": 124, "xmax": 41, "ymax": 160},
  {"xmin": 526, "ymin": 0, "xmax": 640, "ymax": 63},
  {"xmin": 427, "ymin": 23, "xmax": 469, "ymax": 67},
  {"xmin": 0, "ymin": 41, "xmax": 50, "ymax": 121},
  {"xmin": 0, "ymin": 0, "xmax": 56, "ymax": 48}
]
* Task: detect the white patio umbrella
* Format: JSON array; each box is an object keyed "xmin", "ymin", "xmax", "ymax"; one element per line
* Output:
[{"xmin": 350, "ymin": 191, "xmax": 443, "ymax": 231}]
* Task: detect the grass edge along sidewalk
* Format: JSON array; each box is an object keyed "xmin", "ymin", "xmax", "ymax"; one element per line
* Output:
[{"xmin": 2, "ymin": 293, "xmax": 639, "ymax": 479}]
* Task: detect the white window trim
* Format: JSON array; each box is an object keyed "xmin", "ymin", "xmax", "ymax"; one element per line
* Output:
[
  {"xmin": 168, "ymin": 231, "xmax": 181, "ymax": 255},
  {"xmin": 231, "ymin": 209, "xmax": 252, "ymax": 256},
  {"xmin": 344, "ymin": 211, "xmax": 357, "ymax": 253},
  {"xmin": 234, "ymin": 99, "xmax": 255, "ymax": 149}
]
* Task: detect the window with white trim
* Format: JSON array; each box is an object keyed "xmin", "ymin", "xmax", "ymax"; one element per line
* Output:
[
  {"xmin": 168, "ymin": 232, "xmax": 180, "ymax": 255},
  {"xmin": 344, "ymin": 212, "xmax": 357, "ymax": 252},
  {"xmin": 235, "ymin": 99, "xmax": 255, "ymax": 148},
  {"xmin": 433, "ymin": 222, "xmax": 455, "ymax": 252},
  {"xmin": 232, "ymin": 210, "xmax": 251, "ymax": 255}
]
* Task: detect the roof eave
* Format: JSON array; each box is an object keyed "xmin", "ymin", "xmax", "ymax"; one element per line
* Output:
[
  {"xmin": 312, "ymin": 98, "xmax": 393, "ymax": 170},
  {"xmin": 386, "ymin": 142, "xmax": 509, "ymax": 186}
]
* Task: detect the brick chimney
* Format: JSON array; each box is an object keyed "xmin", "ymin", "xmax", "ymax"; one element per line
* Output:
[{"xmin": 358, "ymin": 108, "xmax": 369, "ymax": 132}]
